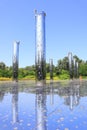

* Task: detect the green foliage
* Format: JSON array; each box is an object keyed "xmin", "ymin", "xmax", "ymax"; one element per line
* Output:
[
  {"xmin": 79, "ymin": 63, "xmax": 87, "ymax": 76},
  {"xmin": 0, "ymin": 62, "xmax": 12, "ymax": 78},
  {"xmin": 59, "ymin": 70, "xmax": 70, "ymax": 80},
  {"xmin": 46, "ymin": 63, "xmax": 50, "ymax": 73},
  {"xmin": 0, "ymin": 62, "xmax": 5, "ymax": 70},
  {"xmin": 0, "ymin": 55, "xmax": 87, "ymax": 80},
  {"xmin": 56, "ymin": 57, "xmax": 68, "ymax": 75},
  {"xmin": 18, "ymin": 66, "xmax": 35, "ymax": 79}
]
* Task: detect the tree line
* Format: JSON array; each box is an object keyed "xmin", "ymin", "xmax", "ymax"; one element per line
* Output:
[{"xmin": 0, "ymin": 55, "xmax": 87, "ymax": 80}]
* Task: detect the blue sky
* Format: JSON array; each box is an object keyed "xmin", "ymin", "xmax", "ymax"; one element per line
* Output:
[{"xmin": 0, "ymin": 0, "xmax": 87, "ymax": 67}]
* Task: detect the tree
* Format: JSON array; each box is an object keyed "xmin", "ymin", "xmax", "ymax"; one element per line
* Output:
[
  {"xmin": 46, "ymin": 63, "xmax": 50, "ymax": 73},
  {"xmin": 56, "ymin": 57, "xmax": 69, "ymax": 75},
  {"xmin": 0, "ymin": 62, "xmax": 6, "ymax": 70},
  {"xmin": 79, "ymin": 63, "xmax": 87, "ymax": 76}
]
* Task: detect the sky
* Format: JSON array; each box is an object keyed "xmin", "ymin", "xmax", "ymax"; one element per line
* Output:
[{"xmin": 0, "ymin": 0, "xmax": 87, "ymax": 67}]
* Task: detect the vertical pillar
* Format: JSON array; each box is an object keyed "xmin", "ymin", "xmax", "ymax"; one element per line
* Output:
[
  {"xmin": 49, "ymin": 59, "xmax": 53, "ymax": 80},
  {"xmin": 68, "ymin": 52, "xmax": 73, "ymax": 79},
  {"xmin": 76, "ymin": 62, "xmax": 79, "ymax": 78},
  {"xmin": 73, "ymin": 58, "xmax": 76, "ymax": 78},
  {"xmin": 13, "ymin": 41, "xmax": 20, "ymax": 81},
  {"xmin": 35, "ymin": 10, "xmax": 46, "ymax": 82}
]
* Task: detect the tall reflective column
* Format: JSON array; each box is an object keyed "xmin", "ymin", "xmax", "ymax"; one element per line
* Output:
[
  {"xmin": 13, "ymin": 41, "xmax": 20, "ymax": 81},
  {"xmin": 35, "ymin": 10, "xmax": 46, "ymax": 83},
  {"xmin": 73, "ymin": 58, "xmax": 76, "ymax": 78},
  {"xmin": 68, "ymin": 52, "xmax": 73, "ymax": 79},
  {"xmin": 76, "ymin": 62, "xmax": 79, "ymax": 78},
  {"xmin": 49, "ymin": 59, "xmax": 53, "ymax": 80}
]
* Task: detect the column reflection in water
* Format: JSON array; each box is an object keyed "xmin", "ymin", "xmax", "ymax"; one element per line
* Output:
[
  {"xmin": 12, "ymin": 82, "xmax": 19, "ymax": 123},
  {"xmin": 64, "ymin": 82, "xmax": 80, "ymax": 110},
  {"xmin": 35, "ymin": 10, "xmax": 46, "ymax": 82},
  {"xmin": 35, "ymin": 86, "xmax": 47, "ymax": 130},
  {"xmin": 68, "ymin": 52, "xmax": 73, "ymax": 79},
  {"xmin": 69, "ymin": 88, "xmax": 73, "ymax": 110},
  {"xmin": 50, "ymin": 81, "xmax": 54, "ymax": 105},
  {"xmin": 13, "ymin": 41, "xmax": 20, "ymax": 81},
  {"xmin": 49, "ymin": 59, "xmax": 53, "ymax": 80}
]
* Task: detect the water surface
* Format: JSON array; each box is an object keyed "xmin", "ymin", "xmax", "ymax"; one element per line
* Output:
[{"xmin": 0, "ymin": 80, "xmax": 87, "ymax": 130}]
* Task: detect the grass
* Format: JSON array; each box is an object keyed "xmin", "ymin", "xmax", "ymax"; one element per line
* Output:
[
  {"xmin": 0, "ymin": 77, "xmax": 12, "ymax": 81},
  {"xmin": 0, "ymin": 75, "xmax": 86, "ymax": 82}
]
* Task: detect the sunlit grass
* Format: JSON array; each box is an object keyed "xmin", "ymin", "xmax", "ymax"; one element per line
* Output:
[{"xmin": 0, "ymin": 77, "xmax": 12, "ymax": 81}]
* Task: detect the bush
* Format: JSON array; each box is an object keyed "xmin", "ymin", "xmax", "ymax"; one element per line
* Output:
[{"xmin": 59, "ymin": 70, "xmax": 69, "ymax": 80}]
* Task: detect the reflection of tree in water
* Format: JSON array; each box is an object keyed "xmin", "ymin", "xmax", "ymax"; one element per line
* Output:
[
  {"xmin": 47, "ymin": 81, "xmax": 81, "ymax": 111},
  {"xmin": 35, "ymin": 85, "xmax": 47, "ymax": 130},
  {"xmin": 12, "ymin": 83, "xmax": 19, "ymax": 123}
]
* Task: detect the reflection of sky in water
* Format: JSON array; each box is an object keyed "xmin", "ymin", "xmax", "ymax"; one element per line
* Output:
[
  {"xmin": 0, "ymin": 81, "xmax": 87, "ymax": 130},
  {"xmin": 0, "ymin": 93, "xmax": 36, "ymax": 130},
  {"xmin": 47, "ymin": 96, "xmax": 87, "ymax": 130}
]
